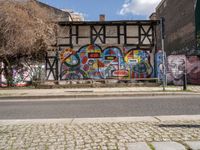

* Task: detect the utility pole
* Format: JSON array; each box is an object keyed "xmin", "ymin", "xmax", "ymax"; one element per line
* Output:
[{"xmin": 160, "ymin": 17, "xmax": 167, "ymax": 91}]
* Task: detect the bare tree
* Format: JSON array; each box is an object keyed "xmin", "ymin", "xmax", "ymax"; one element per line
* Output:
[{"xmin": 0, "ymin": 0, "xmax": 57, "ymax": 86}]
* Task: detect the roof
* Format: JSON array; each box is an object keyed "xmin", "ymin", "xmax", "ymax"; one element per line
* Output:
[
  {"xmin": 35, "ymin": 1, "xmax": 66, "ymax": 14},
  {"xmin": 58, "ymin": 20, "xmax": 159, "ymax": 26},
  {"xmin": 156, "ymin": 0, "xmax": 167, "ymax": 10}
]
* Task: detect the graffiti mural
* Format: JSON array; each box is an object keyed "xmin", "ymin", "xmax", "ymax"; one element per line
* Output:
[
  {"xmin": 60, "ymin": 45, "xmax": 103, "ymax": 80},
  {"xmin": 79, "ymin": 44, "xmax": 104, "ymax": 79},
  {"xmin": 102, "ymin": 47, "xmax": 127, "ymax": 79},
  {"xmin": 60, "ymin": 44, "xmax": 153, "ymax": 80},
  {"xmin": 0, "ymin": 62, "xmax": 5, "ymax": 87},
  {"xmin": 187, "ymin": 56, "xmax": 200, "ymax": 84},
  {"xmin": 155, "ymin": 51, "xmax": 166, "ymax": 81},
  {"xmin": 164, "ymin": 55, "xmax": 200, "ymax": 85},
  {"xmin": 167, "ymin": 55, "xmax": 186, "ymax": 85},
  {"xmin": 0, "ymin": 63, "xmax": 44, "ymax": 87},
  {"xmin": 125, "ymin": 50, "xmax": 153, "ymax": 78}
]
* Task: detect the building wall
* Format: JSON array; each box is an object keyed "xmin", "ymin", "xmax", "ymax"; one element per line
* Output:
[
  {"xmin": 156, "ymin": 0, "xmax": 197, "ymax": 55},
  {"xmin": 35, "ymin": 1, "xmax": 70, "ymax": 22},
  {"xmin": 155, "ymin": 52, "xmax": 200, "ymax": 85},
  {"xmin": 61, "ymin": 9, "xmax": 85, "ymax": 21},
  {"xmin": 0, "ymin": 62, "xmax": 45, "ymax": 87},
  {"xmin": 15, "ymin": 0, "xmax": 70, "ymax": 21},
  {"xmin": 196, "ymin": 0, "xmax": 200, "ymax": 49},
  {"xmin": 59, "ymin": 45, "xmax": 153, "ymax": 80},
  {"xmin": 47, "ymin": 22, "xmax": 158, "ymax": 81}
]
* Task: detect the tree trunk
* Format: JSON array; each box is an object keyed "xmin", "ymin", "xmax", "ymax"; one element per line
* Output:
[{"xmin": 3, "ymin": 57, "xmax": 14, "ymax": 87}]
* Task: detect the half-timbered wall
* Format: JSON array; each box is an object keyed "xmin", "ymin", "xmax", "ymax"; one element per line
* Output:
[
  {"xmin": 46, "ymin": 21, "xmax": 158, "ymax": 81},
  {"xmin": 57, "ymin": 21, "xmax": 156, "ymax": 49}
]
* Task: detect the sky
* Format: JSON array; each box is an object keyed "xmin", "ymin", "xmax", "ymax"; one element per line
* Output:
[{"xmin": 39, "ymin": 0, "xmax": 161, "ymax": 21}]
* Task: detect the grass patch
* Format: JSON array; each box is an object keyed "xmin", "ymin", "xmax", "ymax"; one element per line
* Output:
[
  {"xmin": 147, "ymin": 143, "xmax": 156, "ymax": 150},
  {"xmin": 20, "ymin": 93, "xmax": 28, "ymax": 96},
  {"xmin": 0, "ymin": 93, "xmax": 12, "ymax": 96}
]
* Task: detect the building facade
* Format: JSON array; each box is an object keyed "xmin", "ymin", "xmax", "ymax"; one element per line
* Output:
[
  {"xmin": 196, "ymin": 0, "xmax": 200, "ymax": 49},
  {"xmin": 152, "ymin": 0, "xmax": 200, "ymax": 85},
  {"xmin": 155, "ymin": 0, "xmax": 199, "ymax": 55},
  {"xmin": 62, "ymin": 9, "xmax": 85, "ymax": 21},
  {"xmin": 46, "ymin": 20, "xmax": 159, "ymax": 81},
  {"xmin": 35, "ymin": 1, "xmax": 71, "ymax": 22}
]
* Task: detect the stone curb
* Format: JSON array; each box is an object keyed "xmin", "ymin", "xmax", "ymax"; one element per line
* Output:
[
  {"xmin": 0, "ymin": 92, "xmax": 199, "ymax": 100},
  {"xmin": 127, "ymin": 141, "xmax": 200, "ymax": 150},
  {"xmin": 155, "ymin": 115, "xmax": 200, "ymax": 121},
  {"xmin": 1, "ymin": 115, "xmax": 200, "ymax": 125}
]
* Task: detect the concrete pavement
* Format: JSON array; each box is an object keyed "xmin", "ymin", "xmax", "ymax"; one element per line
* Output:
[{"xmin": 0, "ymin": 85, "xmax": 200, "ymax": 99}]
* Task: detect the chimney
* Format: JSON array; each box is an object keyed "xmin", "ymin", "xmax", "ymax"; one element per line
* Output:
[
  {"xmin": 99, "ymin": 14, "xmax": 105, "ymax": 21},
  {"xmin": 149, "ymin": 12, "xmax": 157, "ymax": 20}
]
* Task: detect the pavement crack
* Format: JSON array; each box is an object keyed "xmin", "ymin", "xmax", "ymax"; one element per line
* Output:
[
  {"xmin": 153, "ymin": 116, "xmax": 161, "ymax": 122},
  {"xmin": 70, "ymin": 118, "xmax": 74, "ymax": 125},
  {"xmin": 177, "ymin": 141, "xmax": 190, "ymax": 150}
]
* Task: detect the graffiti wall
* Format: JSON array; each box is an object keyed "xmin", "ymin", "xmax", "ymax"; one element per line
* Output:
[
  {"xmin": 167, "ymin": 55, "xmax": 186, "ymax": 85},
  {"xmin": 167, "ymin": 55, "xmax": 200, "ymax": 85},
  {"xmin": 60, "ymin": 44, "xmax": 153, "ymax": 80},
  {"xmin": 155, "ymin": 51, "xmax": 164, "ymax": 81},
  {"xmin": 156, "ymin": 54, "xmax": 200, "ymax": 85},
  {"xmin": 186, "ymin": 56, "xmax": 200, "ymax": 84},
  {"xmin": 0, "ymin": 63, "xmax": 44, "ymax": 87},
  {"xmin": 124, "ymin": 50, "xmax": 153, "ymax": 78}
]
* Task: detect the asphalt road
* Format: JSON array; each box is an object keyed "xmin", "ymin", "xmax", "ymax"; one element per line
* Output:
[{"xmin": 0, "ymin": 95, "xmax": 200, "ymax": 119}]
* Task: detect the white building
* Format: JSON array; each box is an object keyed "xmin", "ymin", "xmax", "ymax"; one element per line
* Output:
[{"xmin": 62, "ymin": 9, "xmax": 85, "ymax": 21}]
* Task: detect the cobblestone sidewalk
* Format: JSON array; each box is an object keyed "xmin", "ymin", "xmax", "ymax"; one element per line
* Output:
[{"xmin": 1, "ymin": 117, "xmax": 200, "ymax": 150}]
